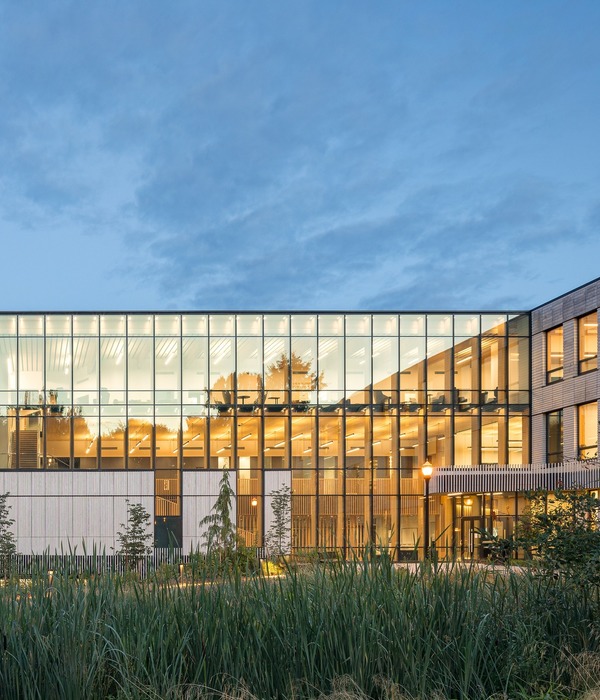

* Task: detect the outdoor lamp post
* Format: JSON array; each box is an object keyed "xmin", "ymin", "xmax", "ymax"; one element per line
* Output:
[{"xmin": 421, "ymin": 460, "xmax": 433, "ymax": 559}]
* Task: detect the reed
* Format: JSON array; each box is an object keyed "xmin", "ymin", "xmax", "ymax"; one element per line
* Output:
[{"xmin": 1, "ymin": 558, "xmax": 599, "ymax": 699}]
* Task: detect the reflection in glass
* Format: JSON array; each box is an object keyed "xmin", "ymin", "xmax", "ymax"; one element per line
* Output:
[
  {"xmin": 155, "ymin": 417, "xmax": 179, "ymax": 471},
  {"xmin": 427, "ymin": 337, "xmax": 452, "ymax": 409},
  {"xmin": 454, "ymin": 416, "xmax": 476, "ymax": 466},
  {"xmin": 210, "ymin": 338, "xmax": 234, "ymax": 391},
  {"xmin": 319, "ymin": 338, "xmax": 343, "ymax": 392},
  {"xmin": 0, "ymin": 406, "xmax": 11, "ymax": 469},
  {"xmin": 128, "ymin": 418, "xmax": 153, "ymax": 469},
  {"xmin": 73, "ymin": 414, "xmax": 98, "ymax": 469},
  {"xmin": 454, "ymin": 337, "xmax": 478, "ymax": 408},
  {"xmin": 100, "ymin": 338, "xmax": 125, "ymax": 395},
  {"xmin": 345, "ymin": 338, "xmax": 371, "ymax": 390},
  {"xmin": 209, "ymin": 416, "xmax": 232, "ymax": 469},
  {"xmin": 100, "ymin": 416, "xmax": 125, "ymax": 469},
  {"xmin": 46, "ymin": 337, "xmax": 72, "ymax": 407},
  {"xmin": 19, "ymin": 338, "xmax": 44, "ymax": 403},
  {"xmin": 481, "ymin": 315, "xmax": 506, "ymax": 335},
  {"xmin": 155, "ymin": 337, "xmax": 180, "ymax": 403},
  {"xmin": 45, "ymin": 416, "xmax": 71, "ymax": 469},
  {"xmin": 182, "ymin": 415, "xmax": 206, "ymax": 469},
  {"xmin": 318, "ymin": 495, "xmax": 344, "ymax": 549},
  {"xmin": 0, "ymin": 339, "xmax": 17, "ymax": 393},
  {"xmin": 399, "ymin": 415, "xmax": 424, "ymax": 476},
  {"xmin": 264, "ymin": 416, "xmax": 288, "ymax": 469},
  {"xmin": 427, "ymin": 416, "xmax": 450, "ymax": 468},
  {"xmin": 182, "ymin": 338, "xmax": 208, "ymax": 404}
]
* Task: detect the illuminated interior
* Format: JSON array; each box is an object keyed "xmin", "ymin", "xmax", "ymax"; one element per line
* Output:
[{"xmin": 0, "ymin": 311, "xmax": 530, "ymax": 551}]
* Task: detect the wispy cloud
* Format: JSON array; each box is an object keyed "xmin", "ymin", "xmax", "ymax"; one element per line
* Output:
[{"xmin": 0, "ymin": 2, "xmax": 599, "ymax": 311}]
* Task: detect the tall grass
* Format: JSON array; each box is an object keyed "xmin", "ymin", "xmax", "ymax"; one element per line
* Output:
[{"xmin": 1, "ymin": 558, "xmax": 599, "ymax": 699}]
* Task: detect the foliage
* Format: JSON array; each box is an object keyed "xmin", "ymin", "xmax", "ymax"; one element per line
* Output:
[
  {"xmin": 516, "ymin": 488, "xmax": 600, "ymax": 586},
  {"xmin": 266, "ymin": 351, "xmax": 323, "ymax": 390},
  {"xmin": 1, "ymin": 560, "xmax": 600, "ymax": 698},
  {"xmin": 199, "ymin": 470, "xmax": 257, "ymax": 575},
  {"xmin": 264, "ymin": 485, "xmax": 292, "ymax": 562},
  {"xmin": 0, "ymin": 492, "xmax": 17, "ymax": 577},
  {"xmin": 116, "ymin": 500, "xmax": 153, "ymax": 570}
]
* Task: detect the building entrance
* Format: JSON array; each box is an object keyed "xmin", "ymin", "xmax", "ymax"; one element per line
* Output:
[{"xmin": 461, "ymin": 516, "xmax": 483, "ymax": 560}]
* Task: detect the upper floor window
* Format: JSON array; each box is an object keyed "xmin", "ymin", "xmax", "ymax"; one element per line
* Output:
[
  {"xmin": 546, "ymin": 410, "xmax": 563, "ymax": 464},
  {"xmin": 578, "ymin": 401, "xmax": 598, "ymax": 460},
  {"xmin": 546, "ymin": 326, "xmax": 563, "ymax": 383},
  {"xmin": 578, "ymin": 312, "xmax": 598, "ymax": 374}
]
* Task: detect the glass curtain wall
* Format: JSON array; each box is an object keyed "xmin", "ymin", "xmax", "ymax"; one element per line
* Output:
[{"xmin": 0, "ymin": 311, "xmax": 531, "ymax": 555}]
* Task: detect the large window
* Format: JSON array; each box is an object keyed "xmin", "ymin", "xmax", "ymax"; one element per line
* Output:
[
  {"xmin": 578, "ymin": 402, "xmax": 598, "ymax": 460},
  {"xmin": 546, "ymin": 410, "xmax": 563, "ymax": 464},
  {"xmin": 578, "ymin": 312, "xmax": 598, "ymax": 374},
  {"xmin": 546, "ymin": 326, "xmax": 563, "ymax": 384}
]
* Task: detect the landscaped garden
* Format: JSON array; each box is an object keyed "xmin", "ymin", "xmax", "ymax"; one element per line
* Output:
[{"xmin": 1, "ymin": 556, "xmax": 600, "ymax": 700}]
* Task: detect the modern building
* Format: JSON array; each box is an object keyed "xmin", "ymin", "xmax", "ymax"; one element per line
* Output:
[{"xmin": 0, "ymin": 278, "xmax": 598, "ymax": 558}]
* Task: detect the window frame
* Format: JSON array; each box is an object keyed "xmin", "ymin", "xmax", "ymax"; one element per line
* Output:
[
  {"xmin": 577, "ymin": 401, "xmax": 598, "ymax": 461},
  {"xmin": 578, "ymin": 312, "xmax": 598, "ymax": 375},
  {"xmin": 545, "ymin": 409, "xmax": 563, "ymax": 464},
  {"xmin": 545, "ymin": 325, "xmax": 564, "ymax": 384}
]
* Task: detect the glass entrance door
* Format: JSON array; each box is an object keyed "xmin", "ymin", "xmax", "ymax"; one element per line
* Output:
[{"xmin": 461, "ymin": 516, "xmax": 483, "ymax": 560}]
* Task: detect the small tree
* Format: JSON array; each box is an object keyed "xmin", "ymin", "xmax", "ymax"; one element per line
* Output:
[
  {"xmin": 117, "ymin": 500, "xmax": 153, "ymax": 571},
  {"xmin": 199, "ymin": 470, "xmax": 256, "ymax": 574},
  {"xmin": 264, "ymin": 485, "xmax": 292, "ymax": 562},
  {"xmin": 200, "ymin": 470, "xmax": 238, "ymax": 555},
  {"xmin": 0, "ymin": 492, "xmax": 17, "ymax": 578}
]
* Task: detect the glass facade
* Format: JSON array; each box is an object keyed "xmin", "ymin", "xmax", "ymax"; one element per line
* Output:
[{"xmin": 0, "ymin": 311, "xmax": 530, "ymax": 553}]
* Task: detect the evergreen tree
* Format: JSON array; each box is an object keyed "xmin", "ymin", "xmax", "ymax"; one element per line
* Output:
[
  {"xmin": 265, "ymin": 485, "xmax": 292, "ymax": 562},
  {"xmin": 0, "ymin": 492, "xmax": 17, "ymax": 578},
  {"xmin": 200, "ymin": 470, "xmax": 238, "ymax": 554},
  {"xmin": 117, "ymin": 500, "xmax": 153, "ymax": 570}
]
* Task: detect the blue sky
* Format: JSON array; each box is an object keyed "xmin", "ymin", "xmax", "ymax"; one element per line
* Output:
[{"xmin": 1, "ymin": 1, "xmax": 599, "ymax": 312}]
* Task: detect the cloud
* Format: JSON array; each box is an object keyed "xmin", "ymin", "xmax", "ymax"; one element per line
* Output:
[{"xmin": 0, "ymin": 2, "xmax": 599, "ymax": 312}]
